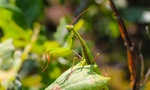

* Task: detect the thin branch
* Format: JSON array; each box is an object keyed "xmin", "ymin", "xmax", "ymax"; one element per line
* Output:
[
  {"xmin": 146, "ymin": 26, "xmax": 150, "ymax": 38},
  {"xmin": 108, "ymin": 0, "xmax": 138, "ymax": 89},
  {"xmin": 70, "ymin": 5, "xmax": 95, "ymax": 25},
  {"xmin": 138, "ymin": 40, "xmax": 145, "ymax": 85}
]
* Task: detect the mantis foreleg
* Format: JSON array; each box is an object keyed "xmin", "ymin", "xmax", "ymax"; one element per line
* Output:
[
  {"xmin": 42, "ymin": 34, "xmax": 74, "ymax": 71},
  {"xmin": 66, "ymin": 25, "xmax": 94, "ymax": 65}
]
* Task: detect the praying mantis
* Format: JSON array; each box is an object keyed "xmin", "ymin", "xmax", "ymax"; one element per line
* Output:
[
  {"xmin": 43, "ymin": 1, "xmax": 110, "ymax": 90},
  {"xmin": 42, "ymin": 5, "xmax": 95, "ymax": 72}
]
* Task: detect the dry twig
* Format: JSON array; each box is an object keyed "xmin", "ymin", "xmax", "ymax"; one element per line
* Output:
[{"xmin": 108, "ymin": 0, "xmax": 139, "ymax": 89}]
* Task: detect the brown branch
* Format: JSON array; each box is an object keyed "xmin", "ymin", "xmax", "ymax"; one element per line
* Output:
[{"xmin": 108, "ymin": 0, "xmax": 139, "ymax": 89}]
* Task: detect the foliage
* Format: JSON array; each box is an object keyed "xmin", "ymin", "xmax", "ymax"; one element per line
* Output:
[
  {"xmin": 46, "ymin": 62, "xmax": 110, "ymax": 90},
  {"xmin": 0, "ymin": 39, "xmax": 22, "ymax": 90},
  {"xmin": 0, "ymin": 0, "xmax": 150, "ymax": 90}
]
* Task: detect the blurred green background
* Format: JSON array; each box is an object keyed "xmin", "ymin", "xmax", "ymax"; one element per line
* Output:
[{"xmin": 0, "ymin": 0, "xmax": 150, "ymax": 90}]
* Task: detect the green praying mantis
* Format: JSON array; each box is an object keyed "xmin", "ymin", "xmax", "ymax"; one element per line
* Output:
[
  {"xmin": 43, "ymin": 2, "xmax": 110, "ymax": 90},
  {"xmin": 42, "ymin": 5, "xmax": 95, "ymax": 72}
]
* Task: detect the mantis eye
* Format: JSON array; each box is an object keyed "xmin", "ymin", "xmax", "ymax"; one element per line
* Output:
[{"xmin": 66, "ymin": 25, "xmax": 74, "ymax": 32}]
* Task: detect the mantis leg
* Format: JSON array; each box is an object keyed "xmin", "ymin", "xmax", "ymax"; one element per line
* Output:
[
  {"xmin": 42, "ymin": 52, "xmax": 51, "ymax": 72},
  {"xmin": 66, "ymin": 57, "xmax": 79, "ymax": 80},
  {"xmin": 41, "ymin": 53, "xmax": 47, "ymax": 69},
  {"xmin": 66, "ymin": 25, "xmax": 94, "ymax": 65}
]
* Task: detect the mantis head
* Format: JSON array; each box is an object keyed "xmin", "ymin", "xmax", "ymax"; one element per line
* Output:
[
  {"xmin": 65, "ymin": 5, "xmax": 95, "ymax": 32},
  {"xmin": 66, "ymin": 25, "xmax": 74, "ymax": 32}
]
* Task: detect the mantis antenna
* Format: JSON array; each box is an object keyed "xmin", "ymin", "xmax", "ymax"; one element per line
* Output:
[
  {"xmin": 56, "ymin": 0, "xmax": 66, "ymax": 18},
  {"xmin": 56, "ymin": 0, "xmax": 95, "ymax": 25},
  {"xmin": 70, "ymin": 5, "xmax": 95, "ymax": 25}
]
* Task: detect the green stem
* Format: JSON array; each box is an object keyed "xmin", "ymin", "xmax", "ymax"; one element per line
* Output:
[{"xmin": 21, "ymin": 22, "xmax": 41, "ymax": 61}]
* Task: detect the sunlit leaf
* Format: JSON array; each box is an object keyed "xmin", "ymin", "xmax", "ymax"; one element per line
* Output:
[
  {"xmin": 0, "ymin": 39, "xmax": 22, "ymax": 90},
  {"xmin": 0, "ymin": 4, "xmax": 32, "ymax": 47},
  {"xmin": 44, "ymin": 41, "xmax": 60, "ymax": 50},
  {"xmin": 45, "ymin": 63, "xmax": 110, "ymax": 90},
  {"xmin": 21, "ymin": 75, "xmax": 42, "ymax": 87},
  {"xmin": 74, "ymin": 19, "xmax": 85, "ymax": 31},
  {"xmin": 0, "ymin": 39, "xmax": 14, "ymax": 70},
  {"xmin": 109, "ymin": 21, "xmax": 119, "ymax": 38},
  {"xmin": 49, "ymin": 67, "xmax": 61, "ymax": 79}
]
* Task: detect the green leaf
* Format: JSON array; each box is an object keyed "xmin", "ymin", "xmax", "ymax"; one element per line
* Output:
[
  {"xmin": 0, "ymin": 3, "xmax": 27, "ymax": 29},
  {"xmin": 16, "ymin": 0, "xmax": 44, "ymax": 27},
  {"xmin": 0, "ymin": 4, "xmax": 32, "ymax": 47},
  {"xmin": 44, "ymin": 41, "xmax": 60, "ymax": 50},
  {"xmin": 0, "ymin": 39, "xmax": 22, "ymax": 89},
  {"xmin": 109, "ymin": 21, "xmax": 119, "ymax": 38},
  {"xmin": 49, "ymin": 67, "xmax": 61, "ymax": 79},
  {"xmin": 0, "ymin": 39, "xmax": 14, "ymax": 70},
  {"xmin": 74, "ymin": 19, "xmax": 85, "ymax": 31},
  {"xmin": 45, "ymin": 63, "xmax": 110, "ymax": 90},
  {"xmin": 0, "ymin": 38, "xmax": 22, "ymax": 71},
  {"xmin": 21, "ymin": 75, "xmax": 42, "ymax": 87}
]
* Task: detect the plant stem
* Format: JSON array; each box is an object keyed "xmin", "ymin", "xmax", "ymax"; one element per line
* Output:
[
  {"xmin": 21, "ymin": 22, "xmax": 41, "ymax": 61},
  {"xmin": 108, "ymin": 0, "xmax": 139, "ymax": 89}
]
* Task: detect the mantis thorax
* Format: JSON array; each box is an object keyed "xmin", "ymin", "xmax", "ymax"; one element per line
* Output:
[{"xmin": 66, "ymin": 25, "xmax": 74, "ymax": 32}]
